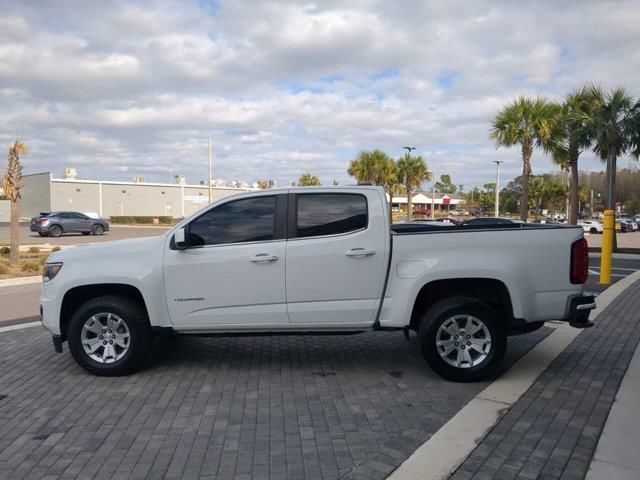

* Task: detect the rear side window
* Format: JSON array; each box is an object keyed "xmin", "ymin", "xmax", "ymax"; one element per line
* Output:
[
  {"xmin": 296, "ymin": 193, "xmax": 367, "ymax": 238},
  {"xmin": 188, "ymin": 196, "xmax": 276, "ymax": 246}
]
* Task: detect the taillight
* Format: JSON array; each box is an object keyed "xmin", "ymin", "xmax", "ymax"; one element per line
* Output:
[{"xmin": 570, "ymin": 238, "xmax": 589, "ymax": 284}]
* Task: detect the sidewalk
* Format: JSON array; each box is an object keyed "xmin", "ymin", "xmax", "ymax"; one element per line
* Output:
[{"xmin": 450, "ymin": 274, "xmax": 640, "ymax": 480}]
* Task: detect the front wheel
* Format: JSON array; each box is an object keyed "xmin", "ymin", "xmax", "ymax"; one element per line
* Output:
[
  {"xmin": 418, "ymin": 296, "xmax": 507, "ymax": 382},
  {"xmin": 91, "ymin": 224, "xmax": 105, "ymax": 235},
  {"xmin": 67, "ymin": 295, "xmax": 152, "ymax": 376}
]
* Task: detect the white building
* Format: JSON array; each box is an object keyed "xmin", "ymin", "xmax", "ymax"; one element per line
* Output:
[{"xmin": 20, "ymin": 172, "xmax": 256, "ymax": 219}]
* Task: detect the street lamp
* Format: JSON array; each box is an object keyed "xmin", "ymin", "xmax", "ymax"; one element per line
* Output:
[
  {"xmin": 493, "ymin": 160, "xmax": 503, "ymax": 217},
  {"xmin": 402, "ymin": 147, "xmax": 416, "ymax": 220},
  {"xmin": 403, "ymin": 146, "xmax": 416, "ymax": 157},
  {"xmin": 208, "ymin": 138, "xmax": 213, "ymax": 204}
]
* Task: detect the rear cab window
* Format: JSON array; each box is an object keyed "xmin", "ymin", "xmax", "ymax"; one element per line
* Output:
[{"xmin": 295, "ymin": 193, "xmax": 368, "ymax": 238}]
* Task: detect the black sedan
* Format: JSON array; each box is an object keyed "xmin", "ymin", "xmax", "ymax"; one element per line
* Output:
[{"xmin": 30, "ymin": 212, "xmax": 110, "ymax": 237}]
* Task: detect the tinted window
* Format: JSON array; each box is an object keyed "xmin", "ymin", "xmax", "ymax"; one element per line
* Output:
[
  {"xmin": 297, "ymin": 194, "xmax": 367, "ymax": 238},
  {"xmin": 188, "ymin": 196, "xmax": 276, "ymax": 246}
]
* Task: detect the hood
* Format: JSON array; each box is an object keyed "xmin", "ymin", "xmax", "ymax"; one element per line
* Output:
[{"xmin": 48, "ymin": 234, "xmax": 167, "ymax": 263}]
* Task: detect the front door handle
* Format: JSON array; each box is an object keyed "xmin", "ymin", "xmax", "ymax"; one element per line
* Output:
[
  {"xmin": 345, "ymin": 248, "xmax": 375, "ymax": 257},
  {"xmin": 250, "ymin": 253, "xmax": 279, "ymax": 263}
]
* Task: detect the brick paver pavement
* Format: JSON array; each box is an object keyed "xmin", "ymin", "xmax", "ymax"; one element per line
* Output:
[
  {"xmin": 0, "ymin": 326, "xmax": 550, "ymax": 480},
  {"xmin": 452, "ymin": 280, "xmax": 640, "ymax": 480}
]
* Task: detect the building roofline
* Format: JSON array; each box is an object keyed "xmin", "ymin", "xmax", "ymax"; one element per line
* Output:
[{"xmin": 26, "ymin": 172, "xmax": 254, "ymax": 191}]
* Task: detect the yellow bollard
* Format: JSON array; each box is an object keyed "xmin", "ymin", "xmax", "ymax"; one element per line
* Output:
[{"xmin": 599, "ymin": 210, "xmax": 614, "ymax": 285}]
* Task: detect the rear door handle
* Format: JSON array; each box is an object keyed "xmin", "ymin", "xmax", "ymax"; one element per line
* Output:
[
  {"xmin": 345, "ymin": 248, "xmax": 375, "ymax": 257},
  {"xmin": 250, "ymin": 253, "xmax": 279, "ymax": 263}
]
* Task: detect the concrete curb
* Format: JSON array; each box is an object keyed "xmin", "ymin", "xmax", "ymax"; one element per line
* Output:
[
  {"xmin": 0, "ymin": 321, "xmax": 41, "ymax": 333},
  {"xmin": 588, "ymin": 252, "xmax": 640, "ymax": 260},
  {"xmin": 0, "ymin": 275, "xmax": 41, "ymax": 288},
  {"xmin": 389, "ymin": 272, "xmax": 640, "ymax": 480}
]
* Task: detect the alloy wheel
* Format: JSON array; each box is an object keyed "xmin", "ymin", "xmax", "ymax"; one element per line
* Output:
[{"xmin": 435, "ymin": 314, "xmax": 492, "ymax": 368}]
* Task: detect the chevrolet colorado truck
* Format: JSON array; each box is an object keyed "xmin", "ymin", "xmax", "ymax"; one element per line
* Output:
[{"xmin": 40, "ymin": 186, "xmax": 595, "ymax": 381}]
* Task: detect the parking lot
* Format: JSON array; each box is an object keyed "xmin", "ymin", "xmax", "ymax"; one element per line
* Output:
[
  {"xmin": 0, "ymin": 325, "xmax": 550, "ymax": 480},
  {"xmin": 0, "ymin": 223, "xmax": 169, "ymax": 246}
]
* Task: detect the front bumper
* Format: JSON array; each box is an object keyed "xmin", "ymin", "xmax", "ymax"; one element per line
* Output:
[{"xmin": 566, "ymin": 294, "xmax": 596, "ymax": 328}]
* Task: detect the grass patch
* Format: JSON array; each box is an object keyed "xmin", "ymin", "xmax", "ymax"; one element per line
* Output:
[{"xmin": 0, "ymin": 252, "xmax": 51, "ymax": 280}]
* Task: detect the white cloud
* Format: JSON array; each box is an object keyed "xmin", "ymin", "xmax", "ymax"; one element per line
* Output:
[{"xmin": 0, "ymin": 0, "xmax": 638, "ymax": 187}]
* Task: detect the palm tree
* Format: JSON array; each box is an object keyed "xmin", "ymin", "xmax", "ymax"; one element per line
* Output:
[
  {"xmin": 298, "ymin": 172, "xmax": 321, "ymax": 186},
  {"xmin": 547, "ymin": 87, "xmax": 598, "ymax": 224},
  {"xmin": 397, "ymin": 154, "xmax": 429, "ymax": 221},
  {"xmin": 490, "ymin": 96, "xmax": 559, "ymax": 221},
  {"xmin": 3, "ymin": 139, "xmax": 29, "ymax": 264},
  {"xmin": 586, "ymin": 86, "xmax": 639, "ymax": 210},
  {"xmin": 348, "ymin": 149, "xmax": 399, "ymax": 217}
]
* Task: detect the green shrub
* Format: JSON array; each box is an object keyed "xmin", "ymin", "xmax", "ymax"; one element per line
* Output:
[
  {"xmin": 21, "ymin": 261, "xmax": 40, "ymax": 272},
  {"xmin": 0, "ymin": 264, "xmax": 9, "ymax": 275},
  {"xmin": 38, "ymin": 256, "xmax": 48, "ymax": 266},
  {"xmin": 29, "ymin": 246, "xmax": 40, "ymax": 254},
  {"xmin": 0, "ymin": 257, "xmax": 9, "ymax": 266},
  {"xmin": 109, "ymin": 216, "xmax": 173, "ymax": 225},
  {"xmin": 51, "ymin": 246, "xmax": 61, "ymax": 252},
  {"xmin": 0, "ymin": 246, "xmax": 9, "ymax": 255}
]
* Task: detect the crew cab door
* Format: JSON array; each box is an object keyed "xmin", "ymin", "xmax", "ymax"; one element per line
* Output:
[
  {"xmin": 286, "ymin": 190, "xmax": 388, "ymax": 326},
  {"xmin": 164, "ymin": 194, "xmax": 288, "ymax": 328}
]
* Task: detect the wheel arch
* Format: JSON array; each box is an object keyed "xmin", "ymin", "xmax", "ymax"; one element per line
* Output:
[
  {"xmin": 409, "ymin": 278, "xmax": 514, "ymax": 331},
  {"xmin": 60, "ymin": 283, "xmax": 150, "ymax": 341}
]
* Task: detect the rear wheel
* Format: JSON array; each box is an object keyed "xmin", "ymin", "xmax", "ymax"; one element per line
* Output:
[
  {"xmin": 67, "ymin": 295, "xmax": 152, "ymax": 376},
  {"xmin": 48, "ymin": 225, "xmax": 62, "ymax": 237},
  {"xmin": 91, "ymin": 224, "xmax": 105, "ymax": 235},
  {"xmin": 590, "ymin": 227, "xmax": 598, "ymax": 234},
  {"xmin": 418, "ymin": 296, "xmax": 507, "ymax": 382}
]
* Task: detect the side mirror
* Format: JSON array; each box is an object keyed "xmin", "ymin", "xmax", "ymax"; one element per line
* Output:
[{"xmin": 174, "ymin": 227, "xmax": 187, "ymax": 250}]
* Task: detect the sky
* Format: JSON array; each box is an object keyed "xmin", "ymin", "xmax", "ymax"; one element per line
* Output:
[{"xmin": 1, "ymin": 0, "xmax": 640, "ymax": 189}]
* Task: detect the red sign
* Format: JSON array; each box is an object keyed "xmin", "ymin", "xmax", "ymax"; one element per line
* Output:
[{"xmin": 442, "ymin": 195, "xmax": 451, "ymax": 205}]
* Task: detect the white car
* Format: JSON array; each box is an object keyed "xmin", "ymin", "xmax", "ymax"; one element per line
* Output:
[
  {"xmin": 578, "ymin": 220, "xmax": 604, "ymax": 234},
  {"xmin": 40, "ymin": 187, "xmax": 595, "ymax": 381}
]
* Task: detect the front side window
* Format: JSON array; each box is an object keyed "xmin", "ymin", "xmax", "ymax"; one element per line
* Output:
[
  {"xmin": 188, "ymin": 196, "xmax": 276, "ymax": 247},
  {"xmin": 297, "ymin": 193, "xmax": 367, "ymax": 238}
]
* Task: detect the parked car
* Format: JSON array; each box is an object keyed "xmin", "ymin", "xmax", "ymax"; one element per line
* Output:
[
  {"xmin": 618, "ymin": 218, "xmax": 638, "ymax": 232},
  {"xmin": 533, "ymin": 219, "xmax": 565, "ymax": 225},
  {"xmin": 30, "ymin": 211, "xmax": 110, "ymax": 237},
  {"xmin": 413, "ymin": 209, "xmax": 431, "ymax": 216},
  {"xmin": 460, "ymin": 217, "xmax": 524, "ymax": 226},
  {"xmin": 411, "ymin": 219, "xmax": 458, "ymax": 226},
  {"xmin": 616, "ymin": 218, "xmax": 636, "ymax": 233},
  {"xmin": 577, "ymin": 220, "xmax": 604, "ymax": 234},
  {"xmin": 41, "ymin": 187, "xmax": 594, "ymax": 381}
]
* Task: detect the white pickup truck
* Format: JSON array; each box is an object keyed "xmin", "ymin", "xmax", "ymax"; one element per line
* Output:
[{"xmin": 40, "ymin": 186, "xmax": 595, "ymax": 381}]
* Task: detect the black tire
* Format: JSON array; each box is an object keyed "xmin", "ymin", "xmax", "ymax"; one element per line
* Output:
[
  {"xmin": 82, "ymin": 232, "xmax": 90, "ymax": 235},
  {"xmin": 67, "ymin": 295, "xmax": 152, "ymax": 376},
  {"xmin": 418, "ymin": 296, "xmax": 507, "ymax": 382},
  {"xmin": 92, "ymin": 224, "xmax": 105, "ymax": 235},
  {"xmin": 49, "ymin": 225, "xmax": 62, "ymax": 237},
  {"xmin": 590, "ymin": 227, "xmax": 598, "ymax": 234}
]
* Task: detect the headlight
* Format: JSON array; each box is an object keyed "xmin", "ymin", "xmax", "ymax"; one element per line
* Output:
[{"xmin": 43, "ymin": 262, "xmax": 63, "ymax": 282}]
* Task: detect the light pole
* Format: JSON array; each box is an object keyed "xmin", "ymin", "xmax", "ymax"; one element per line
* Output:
[
  {"xmin": 493, "ymin": 160, "xmax": 503, "ymax": 217},
  {"xmin": 402, "ymin": 147, "xmax": 416, "ymax": 220},
  {"xmin": 431, "ymin": 163, "xmax": 437, "ymax": 219},
  {"xmin": 208, "ymin": 138, "xmax": 213, "ymax": 204}
]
